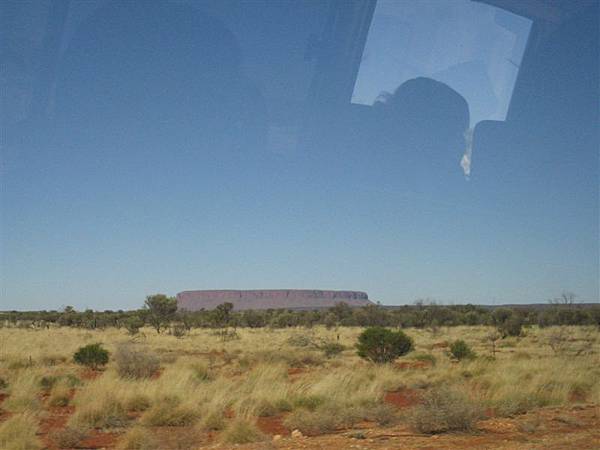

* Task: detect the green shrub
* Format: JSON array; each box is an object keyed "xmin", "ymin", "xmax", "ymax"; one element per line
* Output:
[
  {"xmin": 114, "ymin": 345, "xmax": 160, "ymax": 379},
  {"xmin": 499, "ymin": 317, "xmax": 523, "ymax": 337},
  {"xmin": 73, "ymin": 343, "xmax": 109, "ymax": 369},
  {"xmin": 356, "ymin": 327, "xmax": 414, "ymax": 363},
  {"xmin": 39, "ymin": 375, "xmax": 59, "ymax": 391},
  {"xmin": 124, "ymin": 316, "xmax": 144, "ymax": 336},
  {"xmin": 286, "ymin": 334, "xmax": 315, "ymax": 347},
  {"xmin": 410, "ymin": 387, "xmax": 483, "ymax": 434},
  {"xmin": 320, "ymin": 341, "xmax": 345, "ymax": 358},
  {"xmin": 449, "ymin": 340, "xmax": 475, "ymax": 361},
  {"xmin": 0, "ymin": 377, "xmax": 7, "ymax": 390}
]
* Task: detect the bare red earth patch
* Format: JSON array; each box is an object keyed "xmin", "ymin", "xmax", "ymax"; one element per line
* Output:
[
  {"xmin": 80, "ymin": 368, "xmax": 103, "ymax": 380},
  {"xmin": 257, "ymin": 415, "xmax": 289, "ymax": 436},
  {"xmin": 0, "ymin": 393, "xmax": 11, "ymax": 423},
  {"xmin": 150, "ymin": 368, "xmax": 163, "ymax": 380},
  {"xmin": 78, "ymin": 430, "xmax": 120, "ymax": 449},
  {"xmin": 432, "ymin": 341, "xmax": 449, "ymax": 349},
  {"xmin": 384, "ymin": 389, "xmax": 421, "ymax": 408},
  {"xmin": 395, "ymin": 361, "xmax": 430, "ymax": 370}
]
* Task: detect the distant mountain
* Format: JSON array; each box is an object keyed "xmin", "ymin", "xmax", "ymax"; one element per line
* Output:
[{"xmin": 176, "ymin": 289, "xmax": 373, "ymax": 311}]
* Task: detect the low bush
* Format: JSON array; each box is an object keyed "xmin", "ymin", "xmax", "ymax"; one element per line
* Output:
[
  {"xmin": 51, "ymin": 427, "xmax": 88, "ymax": 449},
  {"xmin": 498, "ymin": 317, "xmax": 523, "ymax": 338},
  {"xmin": 220, "ymin": 418, "xmax": 266, "ymax": 444},
  {"xmin": 449, "ymin": 340, "xmax": 476, "ymax": 361},
  {"xmin": 410, "ymin": 387, "xmax": 483, "ymax": 434},
  {"xmin": 116, "ymin": 426, "xmax": 158, "ymax": 450},
  {"xmin": 364, "ymin": 403, "xmax": 398, "ymax": 426},
  {"xmin": 356, "ymin": 327, "xmax": 414, "ymax": 363},
  {"xmin": 320, "ymin": 341, "xmax": 345, "ymax": 358},
  {"xmin": 73, "ymin": 343, "xmax": 109, "ymax": 369},
  {"xmin": 286, "ymin": 334, "xmax": 315, "ymax": 348},
  {"xmin": 39, "ymin": 375, "xmax": 59, "ymax": 391},
  {"xmin": 124, "ymin": 316, "xmax": 144, "ymax": 336},
  {"xmin": 114, "ymin": 344, "xmax": 160, "ymax": 379}
]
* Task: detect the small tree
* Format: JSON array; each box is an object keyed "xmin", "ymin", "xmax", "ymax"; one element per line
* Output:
[
  {"xmin": 449, "ymin": 340, "xmax": 475, "ymax": 361},
  {"xmin": 212, "ymin": 302, "xmax": 234, "ymax": 329},
  {"xmin": 144, "ymin": 294, "xmax": 177, "ymax": 334},
  {"xmin": 125, "ymin": 316, "xmax": 144, "ymax": 335},
  {"xmin": 498, "ymin": 316, "xmax": 523, "ymax": 338},
  {"xmin": 356, "ymin": 327, "xmax": 413, "ymax": 363},
  {"xmin": 73, "ymin": 343, "xmax": 109, "ymax": 369}
]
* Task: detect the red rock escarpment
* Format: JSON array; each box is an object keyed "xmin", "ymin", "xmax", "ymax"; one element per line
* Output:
[{"xmin": 176, "ymin": 289, "xmax": 373, "ymax": 311}]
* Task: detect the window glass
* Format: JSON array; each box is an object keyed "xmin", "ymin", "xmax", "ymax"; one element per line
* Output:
[{"xmin": 352, "ymin": 0, "xmax": 532, "ymax": 126}]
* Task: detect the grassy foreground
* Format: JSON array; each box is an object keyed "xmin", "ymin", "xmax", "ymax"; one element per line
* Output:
[{"xmin": 0, "ymin": 325, "xmax": 598, "ymax": 449}]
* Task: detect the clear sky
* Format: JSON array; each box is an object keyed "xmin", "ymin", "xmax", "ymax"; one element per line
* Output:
[{"xmin": 1, "ymin": 0, "xmax": 598, "ymax": 310}]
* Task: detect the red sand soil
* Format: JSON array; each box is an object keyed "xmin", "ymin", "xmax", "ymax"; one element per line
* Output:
[
  {"xmin": 150, "ymin": 368, "xmax": 163, "ymax": 380},
  {"xmin": 384, "ymin": 389, "xmax": 421, "ymax": 408},
  {"xmin": 80, "ymin": 368, "xmax": 103, "ymax": 380},
  {"xmin": 209, "ymin": 404, "xmax": 600, "ymax": 449},
  {"xmin": 257, "ymin": 415, "xmax": 289, "ymax": 436},
  {"xmin": 432, "ymin": 341, "xmax": 449, "ymax": 348},
  {"xmin": 0, "ymin": 393, "xmax": 11, "ymax": 423},
  {"xmin": 78, "ymin": 430, "xmax": 121, "ymax": 449},
  {"xmin": 394, "ymin": 361, "xmax": 431, "ymax": 370}
]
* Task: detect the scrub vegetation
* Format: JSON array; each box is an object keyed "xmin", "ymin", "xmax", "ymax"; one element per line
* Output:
[{"xmin": 0, "ymin": 301, "xmax": 599, "ymax": 449}]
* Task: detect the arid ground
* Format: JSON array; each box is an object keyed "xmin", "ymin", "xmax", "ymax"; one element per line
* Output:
[{"xmin": 0, "ymin": 325, "xmax": 598, "ymax": 449}]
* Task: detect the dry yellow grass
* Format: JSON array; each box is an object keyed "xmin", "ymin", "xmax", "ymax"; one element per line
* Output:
[{"xmin": 0, "ymin": 324, "xmax": 598, "ymax": 445}]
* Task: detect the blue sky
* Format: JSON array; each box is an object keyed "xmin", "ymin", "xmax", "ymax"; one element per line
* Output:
[{"xmin": 1, "ymin": 0, "xmax": 598, "ymax": 310}]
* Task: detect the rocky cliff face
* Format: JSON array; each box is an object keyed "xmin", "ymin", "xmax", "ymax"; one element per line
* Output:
[{"xmin": 176, "ymin": 289, "xmax": 373, "ymax": 311}]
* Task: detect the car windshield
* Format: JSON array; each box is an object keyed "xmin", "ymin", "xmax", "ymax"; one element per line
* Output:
[{"xmin": 1, "ymin": 0, "xmax": 598, "ymax": 309}]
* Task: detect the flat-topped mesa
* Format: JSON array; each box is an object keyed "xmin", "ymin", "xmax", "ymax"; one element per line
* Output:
[{"xmin": 176, "ymin": 289, "xmax": 373, "ymax": 311}]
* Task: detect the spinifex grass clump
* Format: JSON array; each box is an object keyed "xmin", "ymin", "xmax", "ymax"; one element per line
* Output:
[
  {"xmin": 73, "ymin": 343, "xmax": 109, "ymax": 369},
  {"xmin": 356, "ymin": 327, "xmax": 414, "ymax": 363},
  {"xmin": 410, "ymin": 387, "xmax": 483, "ymax": 434},
  {"xmin": 114, "ymin": 344, "xmax": 160, "ymax": 379}
]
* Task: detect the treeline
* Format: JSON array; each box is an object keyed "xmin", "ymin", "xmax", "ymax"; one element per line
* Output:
[{"xmin": 1, "ymin": 294, "xmax": 599, "ymax": 334}]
